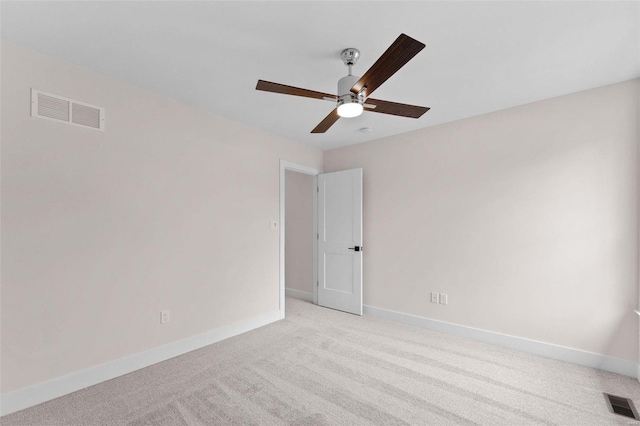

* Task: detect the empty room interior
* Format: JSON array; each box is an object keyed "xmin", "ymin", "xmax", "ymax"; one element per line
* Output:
[{"xmin": 1, "ymin": 1, "xmax": 640, "ymax": 424}]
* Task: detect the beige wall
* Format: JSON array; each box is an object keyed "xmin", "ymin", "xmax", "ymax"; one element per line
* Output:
[
  {"xmin": 2, "ymin": 39, "xmax": 638, "ymax": 397},
  {"xmin": 285, "ymin": 170, "xmax": 314, "ymax": 294},
  {"xmin": 0, "ymin": 42, "xmax": 322, "ymax": 393},
  {"xmin": 324, "ymin": 80, "xmax": 639, "ymax": 362}
]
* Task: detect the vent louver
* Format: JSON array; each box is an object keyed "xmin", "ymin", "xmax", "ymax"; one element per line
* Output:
[
  {"xmin": 37, "ymin": 93, "xmax": 70, "ymax": 122},
  {"xmin": 31, "ymin": 89, "xmax": 105, "ymax": 132},
  {"xmin": 604, "ymin": 393, "xmax": 638, "ymax": 419}
]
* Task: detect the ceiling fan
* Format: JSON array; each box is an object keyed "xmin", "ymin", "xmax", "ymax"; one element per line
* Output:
[{"xmin": 256, "ymin": 33, "xmax": 430, "ymax": 134}]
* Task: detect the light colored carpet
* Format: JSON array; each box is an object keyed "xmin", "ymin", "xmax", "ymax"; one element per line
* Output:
[{"xmin": 2, "ymin": 297, "xmax": 639, "ymax": 425}]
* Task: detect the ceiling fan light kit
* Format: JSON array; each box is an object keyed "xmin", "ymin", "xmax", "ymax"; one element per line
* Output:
[
  {"xmin": 256, "ymin": 34, "xmax": 430, "ymax": 133},
  {"xmin": 337, "ymin": 99, "xmax": 363, "ymax": 118}
]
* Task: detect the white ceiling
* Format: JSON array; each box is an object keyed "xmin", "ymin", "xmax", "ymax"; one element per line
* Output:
[{"xmin": 2, "ymin": 1, "xmax": 639, "ymax": 151}]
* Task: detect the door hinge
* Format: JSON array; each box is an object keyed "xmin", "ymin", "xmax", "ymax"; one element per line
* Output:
[
  {"xmin": 317, "ymin": 186, "xmax": 319, "ymax": 193},
  {"xmin": 317, "ymin": 281, "xmax": 319, "ymax": 287},
  {"xmin": 317, "ymin": 233, "xmax": 319, "ymax": 239}
]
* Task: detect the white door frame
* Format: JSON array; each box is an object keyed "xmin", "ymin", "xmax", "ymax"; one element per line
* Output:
[{"xmin": 279, "ymin": 160, "xmax": 321, "ymax": 318}]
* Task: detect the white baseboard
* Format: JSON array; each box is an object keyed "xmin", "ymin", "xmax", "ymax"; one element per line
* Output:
[
  {"xmin": 4, "ymin": 303, "xmax": 637, "ymax": 417},
  {"xmin": 285, "ymin": 288, "xmax": 314, "ymax": 302},
  {"xmin": 0, "ymin": 309, "xmax": 282, "ymax": 417},
  {"xmin": 364, "ymin": 304, "xmax": 639, "ymax": 379}
]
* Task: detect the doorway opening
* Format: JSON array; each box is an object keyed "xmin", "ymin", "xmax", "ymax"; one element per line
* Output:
[{"xmin": 279, "ymin": 160, "xmax": 320, "ymax": 318}]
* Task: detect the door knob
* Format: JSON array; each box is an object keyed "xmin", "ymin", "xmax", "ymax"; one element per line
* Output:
[{"xmin": 348, "ymin": 246, "xmax": 362, "ymax": 252}]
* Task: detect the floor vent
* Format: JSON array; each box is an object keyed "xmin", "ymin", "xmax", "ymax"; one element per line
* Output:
[
  {"xmin": 604, "ymin": 393, "xmax": 639, "ymax": 419},
  {"xmin": 31, "ymin": 89, "xmax": 105, "ymax": 132}
]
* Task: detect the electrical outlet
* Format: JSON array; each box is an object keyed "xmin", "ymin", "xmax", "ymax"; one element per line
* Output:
[
  {"xmin": 431, "ymin": 292, "xmax": 439, "ymax": 303},
  {"xmin": 439, "ymin": 294, "xmax": 448, "ymax": 305},
  {"xmin": 161, "ymin": 310, "xmax": 170, "ymax": 324}
]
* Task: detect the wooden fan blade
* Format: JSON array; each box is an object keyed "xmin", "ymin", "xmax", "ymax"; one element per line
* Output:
[
  {"xmin": 311, "ymin": 109, "xmax": 340, "ymax": 133},
  {"xmin": 364, "ymin": 98, "xmax": 430, "ymax": 118},
  {"xmin": 256, "ymin": 80, "xmax": 337, "ymax": 100},
  {"xmin": 350, "ymin": 34, "xmax": 425, "ymax": 98}
]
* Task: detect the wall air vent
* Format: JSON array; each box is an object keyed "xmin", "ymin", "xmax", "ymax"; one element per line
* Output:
[{"xmin": 31, "ymin": 89, "xmax": 105, "ymax": 132}]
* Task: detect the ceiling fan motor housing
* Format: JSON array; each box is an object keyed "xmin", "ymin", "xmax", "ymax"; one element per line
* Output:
[
  {"xmin": 338, "ymin": 74, "xmax": 359, "ymax": 97},
  {"xmin": 338, "ymin": 74, "xmax": 364, "ymax": 105},
  {"xmin": 336, "ymin": 74, "xmax": 364, "ymax": 117}
]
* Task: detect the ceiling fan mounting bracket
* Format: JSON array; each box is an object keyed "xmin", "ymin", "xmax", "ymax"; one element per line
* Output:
[
  {"xmin": 340, "ymin": 48, "xmax": 360, "ymax": 67},
  {"xmin": 337, "ymin": 93, "xmax": 364, "ymax": 106}
]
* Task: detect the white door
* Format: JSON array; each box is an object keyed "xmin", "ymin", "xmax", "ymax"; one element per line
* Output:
[{"xmin": 317, "ymin": 168, "xmax": 363, "ymax": 315}]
